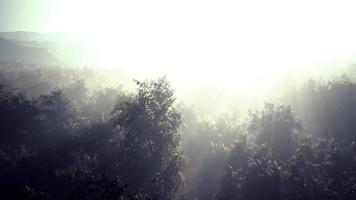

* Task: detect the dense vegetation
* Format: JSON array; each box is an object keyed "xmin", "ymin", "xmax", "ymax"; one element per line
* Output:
[{"xmin": 0, "ymin": 62, "xmax": 355, "ymax": 199}]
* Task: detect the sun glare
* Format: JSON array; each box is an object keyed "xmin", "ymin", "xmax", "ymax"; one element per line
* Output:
[{"xmin": 45, "ymin": 0, "xmax": 356, "ymax": 93}]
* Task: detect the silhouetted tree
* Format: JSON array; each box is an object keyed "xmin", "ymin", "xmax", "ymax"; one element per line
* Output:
[
  {"xmin": 112, "ymin": 77, "xmax": 184, "ymax": 199},
  {"xmin": 249, "ymin": 103, "xmax": 303, "ymax": 160}
]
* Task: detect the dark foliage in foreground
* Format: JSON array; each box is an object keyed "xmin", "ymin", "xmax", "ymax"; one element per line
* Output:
[
  {"xmin": 0, "ymin": 75, "xmax": 183, "ymax": 199},
  {"xmin": 0, "ymin": 63, "xmax": 355, "ymax": 199}
]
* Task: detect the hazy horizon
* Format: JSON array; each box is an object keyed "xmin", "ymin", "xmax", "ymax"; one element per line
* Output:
[
  {"xmin": 3, "ymin": 0, "xmax": 356, "ymax": 117},
  {"xmin": 2, "ymin": 1, "xmax": 356, "ymax": 199},
  {"xmin": 2, "ymin": 0, "xmax": 356, "ymax": 73}
]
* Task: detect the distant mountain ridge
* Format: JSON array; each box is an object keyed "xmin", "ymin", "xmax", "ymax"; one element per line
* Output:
[
  {"xmin": 0, "ymin": 31, "xmax": 98, "ymax": 65},
  {"xmin": 0, "ymin": 37, "xmax": 60, "ymax": 64},
  {"xmin": 0, "ymin": 31, "xmax": 74, "ymax": 42}
]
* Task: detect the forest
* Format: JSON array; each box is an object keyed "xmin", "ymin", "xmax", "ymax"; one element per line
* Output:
[{"xmin": 0, "ymin": 61, "xmax": 355, "ymax": 200}]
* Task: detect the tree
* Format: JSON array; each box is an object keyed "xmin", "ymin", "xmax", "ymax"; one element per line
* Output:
[
  {"xmin": 248, "ymin": 103, "xmax": 303, "ymax": 160},
  {"xmin": 112, "ymin": 77, "xmax": 184, "ymax": 199}
]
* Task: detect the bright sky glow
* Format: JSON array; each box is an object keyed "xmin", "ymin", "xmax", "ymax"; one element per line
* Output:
[{"xmin": 2, "ymin": 0, "xmax": 356, "ymax": 94}]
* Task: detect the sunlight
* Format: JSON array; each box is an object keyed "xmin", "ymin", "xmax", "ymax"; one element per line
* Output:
[
  {"xmin": 2, "ymin": 1, "xmax": 356, "ymax": 198},
  {"xmin": 44, "ymin": 0, "xmax": 356, "ymax": 93}
]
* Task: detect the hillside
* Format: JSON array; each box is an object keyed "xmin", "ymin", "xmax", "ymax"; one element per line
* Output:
[{"xmin": 0, "ymin": 37, "xmax": 60, "ymax": 63}]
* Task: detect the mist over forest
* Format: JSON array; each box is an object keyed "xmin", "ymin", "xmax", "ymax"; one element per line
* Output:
[
  {"xmin": 1, "ymin": 37, "xmax": 356, "ymax": 199},
  {"xmin": 1, "ymin": 0, "xmax": 356, "ymax": 199}
]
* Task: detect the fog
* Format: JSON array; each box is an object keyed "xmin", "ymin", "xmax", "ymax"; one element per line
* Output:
[{"xmin": 1, "ymin": 0, "xmax": 356, "ymax": 199}]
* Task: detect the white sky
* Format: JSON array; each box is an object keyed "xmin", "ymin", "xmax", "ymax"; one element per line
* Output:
[{"xmin": 2, "ymin": 0, "xmax": 356, "ymax": 92}]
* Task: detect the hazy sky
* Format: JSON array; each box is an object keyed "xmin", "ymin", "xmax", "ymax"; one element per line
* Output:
[{"xmin": 1, "ymin": 0, "xmax": 356, "ymax": 92}]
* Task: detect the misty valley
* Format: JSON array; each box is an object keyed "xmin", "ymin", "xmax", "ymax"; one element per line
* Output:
[
  {"xmin": 2, "ymin": 0, "xmax": 356, "ymax": 197},
  {"xmin": 0, "ymin": 56, "xmax": 355, "ymax": 199}
]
